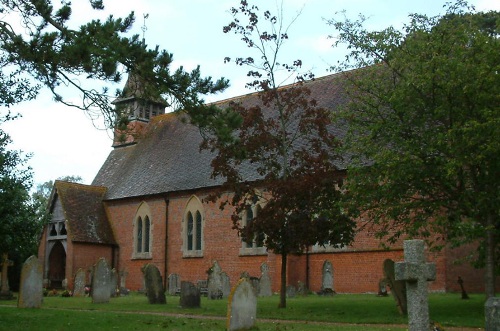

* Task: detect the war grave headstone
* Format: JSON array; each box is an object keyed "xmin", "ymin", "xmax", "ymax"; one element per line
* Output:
[
  {"xmin": 73, "ymin": 268, "xmax": 86, "ymax": 297},
  {"xmin": 142, "ymin": 263, "xmax": 166, "ymax": 304},
  {"xmin": 383, "ymin": 258, "xmax": 407, "ymax": 314},
  {"xmin": 227, "ymin": 278, "xmax": 257, "ymax": 331},
  {"xmin": 0, "ymin": 253, "xmax": 14, "ymax": 300},
  {"xmin": 17, "ymin": 255, "xmax": 43, "ymax": 308},
  {"xmin": 168, "ymin": 273, "xmax": 181, "ymax": 296},
  {"xmin": 179, "ymin": 281, "xmax": 201, "ymax": 308},
  {"xmin": 110, "ymin": 268, "xmax": 118, "ymax": 297},
  {"xmin": 395, "ymin": 239, "xmax": 436, "ymax": 331},
  {"xmin": 319, "ymin": 260, "xmax": 334, "ymax": 295},
  {"xmin": 258, "ymin": 262, "xmax": 272, "ymax": 297},
  {"xmin": 91, "ymin": 258, "xmax": 112, "ymax": 304},
  {"xmin": 208, "ymin": 260, "xmax": 223, "ymax": 299},
  {"xmin": 485, "ymin": 297, "xmax": 500, "ymax": 331}
]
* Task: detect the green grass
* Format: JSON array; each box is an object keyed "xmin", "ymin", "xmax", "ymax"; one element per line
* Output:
[{"xmin": 0, "ymin": 292, "xmax": 485, "ymax": 331}]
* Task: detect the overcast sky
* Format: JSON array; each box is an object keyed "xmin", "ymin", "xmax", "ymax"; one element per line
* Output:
[{"xmin": 2, "ymin": 0, "xmax": 499, "ymax": 187}]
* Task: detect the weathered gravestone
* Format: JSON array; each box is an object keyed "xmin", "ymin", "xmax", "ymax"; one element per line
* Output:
[
  {"xmin": 383, "ymin": 258, "xmax": 407, "ymax": 314},
  {"xmin": 73, "ymin": 268, "xmax": 86, "ymax": 297},
  {"xmin": 286, "ymin": 285, "xmax": 296, "ymax": 298},
  {"xmin": 18, "ymin": 255, "xmax": 43, "ymax": 308},
  {"xmin": 221, "ymin": 272, "xmax": 231, "ymax": 298},
  {"xmin": 485, "ymin": 297, "xmax": 500, "ymax": 331},
  {"xmin": 91, "ymin": 258, "xmax": 112, "ymax": 304},
  {"xmin": 258, "ymin": 262, "xmax": 272, "ymax": 297},
  {"xmin": 321, "ymin": 260, "xmax": 334, "ymax": 291},
  {"xmin": 0, "ymin": 253, "xmax": 13, "ymax": 300},
  {"xmin": 179, "ymin": 281, "xmax": 201, "ymax": 308},
  {"xmin": 377, "ymin": 278, "xmax": 388, "ymax": 297},
  {"xmin": 110, "ymin": 268, "xmax": 118, "ymax": 297},
  {"xmin": 168, "ymin": 273, "xmax": 181, "ymax": 296},
  {"xmin": 227, "ymin": 278, "xmax": 257, "ymax": 331},
  {"xmin": 395, "ymin": 240, "xmax": 436, "ymax": 331},
  {"xmin": 457, "ymin": 276, "xmax": 469, "ymax": 300},
  {"xmin": 142, "ymin": 263, "xmax": 166, "ymax": 304},
  {"xmin": 208, "ymin": 261, "xmax": 223, "ymax": 299},
  {"xmin": 119, "ymin": 269, "xmax": 129, "ymax": 295}
]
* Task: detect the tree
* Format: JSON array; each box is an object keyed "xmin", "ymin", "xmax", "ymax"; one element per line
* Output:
[
  {"xmin": 0, "ymin": 0, "xmax": 228, "ymax": 127},
  {"xmin": 328, "ymin": 1, "xmax": 500, "ymax": 297},
  {"xmin": 201, "ymin": 1, "xmax": 355, "ymax": 308},
  {"xmin": 0, "ymin": 129, "xmax": 42, "ymax": 291}
]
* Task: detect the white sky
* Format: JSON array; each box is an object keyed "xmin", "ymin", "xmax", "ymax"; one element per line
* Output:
[{"xmin": 2, "ymin": 0, "xmax": 499, "ymax": 187}]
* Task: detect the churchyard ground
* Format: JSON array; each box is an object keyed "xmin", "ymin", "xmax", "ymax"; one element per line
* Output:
[{"xmin": 0, "ymin": 292, "xmax": 485, "ymax": 330}]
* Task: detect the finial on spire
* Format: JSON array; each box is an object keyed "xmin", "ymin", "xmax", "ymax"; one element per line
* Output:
[{"xmin": 142, "ymin": 13, "xmax": 149, "ymax": 45}]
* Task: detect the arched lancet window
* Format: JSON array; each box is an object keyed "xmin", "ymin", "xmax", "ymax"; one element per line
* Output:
[
  {"xmin": 240, "ymin": 192, "xmax": 267, "ymax": 256},
  {"xmin": 133, "ymin": 202, "xmax": 153, "ymax": 259},
  {"xmin": 183, "ymin": 196, "xmax": 204, "ymax": 257}
]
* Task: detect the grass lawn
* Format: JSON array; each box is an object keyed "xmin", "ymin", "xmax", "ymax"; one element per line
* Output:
[{"xmin": 0, "ymin": 292, "xmax": 486, "ymax": 331}]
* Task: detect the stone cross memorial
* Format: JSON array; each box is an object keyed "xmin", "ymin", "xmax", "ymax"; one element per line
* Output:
[
  {"xmin": 0, "ymin": 253, "xmax": 14, "ymax": 300},
  {"xmin": 395, "ymin": 240, "xmax": 436, "ymax": 331}
]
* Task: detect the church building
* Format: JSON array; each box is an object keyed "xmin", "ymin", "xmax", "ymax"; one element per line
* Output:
[{"xmin": 37, "ymin": 72, "xmax": 493, "ymax": 295}]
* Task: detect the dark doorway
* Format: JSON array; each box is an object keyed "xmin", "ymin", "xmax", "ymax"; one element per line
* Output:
[{"xmin": 48, "ymin": 241, "xmax": 66, "ymax": 289}]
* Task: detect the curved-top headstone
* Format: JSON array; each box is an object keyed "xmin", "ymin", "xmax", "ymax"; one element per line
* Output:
[
  {"xmin": 18, "ymin": 255, "xmax": 43, "ymax": 308},
  {"xmin": 73, "ymin": 268, "xmax": 86, "ymax": 297},
  {"xmin": 259, "ymin": 262, "xmax": 272, "ymax": 297},
  {"xmin": 227, "ymin": 278, "xmax": 257, "ymax": 331},
  {"xmin": 321, "ymin": 260, "xmax": 334, "ymax": 291},
  {"xmin": 142, "ymin": 263, "xmax": 166, "ymax": 304},
  {"xmin": 92, "ymin": 258, "xmax": 112, "ymax": 304}
]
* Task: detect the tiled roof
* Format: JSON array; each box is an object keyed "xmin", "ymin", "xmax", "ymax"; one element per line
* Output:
[
  {"xmin": 92, "ymin": 72, "xmax": 350, "ymax": 201},
  {"xmin": 53, "ymin": 180, "xmax": 116, "ymax": 245}
]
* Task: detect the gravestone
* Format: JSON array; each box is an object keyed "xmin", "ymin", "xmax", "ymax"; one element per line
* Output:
[
  {"xmin": 383, "ymin": 258, "xmax": 407, "ymax": 314},
  {"xmin": 485, "ymin": 297, "xmax": 500, "ymax": 331},
  {"xmin": 377, "ymin": 278, "xmax": 388, "ymax": 296},
  {"xmin": 73, "ymin": 268, "xmax": 86, "ymax": 297},
  {"xmin": 221, "ymin": 272, "xmax": 231, "ymax": 298},
  {"xmin": 179, "ymin": 281, "xmax": 201, "ymax": 308},
  {"xmin": 457, "ymin": 276, "xmax": 469, "ymax": 300},
  {"xmin": 240, "ymin": 271, "xmax": 250, "ymax": 280},
  {"xmin": 250, "ymin": 277, "xmax": 260, "ymax": 295},
  {"xmin": 258, "ymin": 262, "xmax": 272, "ymax": 297},
  {"xmin": 110, "ymin": 269, "xmax": 118, "ymax": 297},
  {"xmin": 91, "ymin": 258, "xmax": 112, "ymax": 304},
  {"xmin": 168, "ymin": 273, "xmax": 181, "ymax": 296},
  {"xmin": 207, "ymin": 261, "xmax": 223, "ymax": 300},
  {"xmin": 0, "ymin": 253, "xmax": 13, "ymax": 300},
  {"xmin": 395, "ymin": 240, "xmax": 436, "ymax": 331},
  {"xmin": 227, "ymin": 278, "xmax": 257, "ymax": 331},
  {"xmin": 119, "ymin": 269, "xmax": 129, "ymax": 295},
  {"xmin": 142, "ymin": 263, "xmax": 166, "ymax": 304},
  {"xmin": 61, "ymin": 278, "xmax": 68, "ymax": 290},
  {"xmin": 286, "ymin": 285, "xmax": 296, "ymax": 298},
  {"xmin": 17, "ymin": 255, "xmax": 43, "ymax": 308},
  {"xmin": 321, "ymin": 260, "xmax": 334, "ymax": 292},
  {"xmin": 297, "ymin": 281, "xmax": 308, "ymax": 296}
]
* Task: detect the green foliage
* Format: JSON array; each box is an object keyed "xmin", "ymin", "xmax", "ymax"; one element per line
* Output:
[
  {"xmin": 0, "ymin": 0, "xmax": 228, "ymax": 128},
  {"xmin": 329, "ymin": 1, "xmax": 500, "ymax": 294}
]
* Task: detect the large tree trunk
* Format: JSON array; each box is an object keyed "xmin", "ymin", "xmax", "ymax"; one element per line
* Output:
[
  {"xmin": 278, "ymin": 253, "xmax": 287, "ymax": 308},
  {"xmin": 485, "ymin": 214, "xmax": 496, "ymax": 298}
]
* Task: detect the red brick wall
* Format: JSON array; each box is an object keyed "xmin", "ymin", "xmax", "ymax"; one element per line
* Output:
[
  {"xmin": 68, "ymin": 242, "xmax": 114, "ymax": 289},
  {"xmin": 445, "ymin": 243, "xmax": 500, "ymax": 293},
  {"xmin": 100, "ymin": 190, "xmax": 470, "ymax": 295}
]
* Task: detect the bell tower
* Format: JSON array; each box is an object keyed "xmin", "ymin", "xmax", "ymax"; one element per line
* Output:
[{"xmin": 112, "ymin": 71, "xmax": 167, "ymax": 147}]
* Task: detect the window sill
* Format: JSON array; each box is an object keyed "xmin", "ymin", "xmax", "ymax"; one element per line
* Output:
[
  {"xmin": 239, "ymin": 247, "xmax": 267, "ymax": 256},
  {"xmin": 182, "ymin": 250, "xmax": 204, "ymax": 258},
  {"xmin": 132, "ymin": 253, "xmax": 152, "ymax": 260}
]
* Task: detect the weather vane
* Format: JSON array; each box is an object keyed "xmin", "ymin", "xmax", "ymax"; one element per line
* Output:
[{"xmin": 142, "ymin": 13, "xmax": 149, "ymax": 44}]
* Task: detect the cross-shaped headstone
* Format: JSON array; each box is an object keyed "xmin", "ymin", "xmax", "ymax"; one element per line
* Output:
[
  {"xmin": 0, "ymin": 253, "xmax": 14, "ymax": 299},
  {"xmin": 395, "ymin": 240, "xmax": 436, "ymax": 331}
]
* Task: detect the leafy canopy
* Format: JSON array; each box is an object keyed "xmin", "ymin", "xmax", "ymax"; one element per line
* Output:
[{"xmin": 329, "ymin": 1, "xmax": 499, "ymax": 294}]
